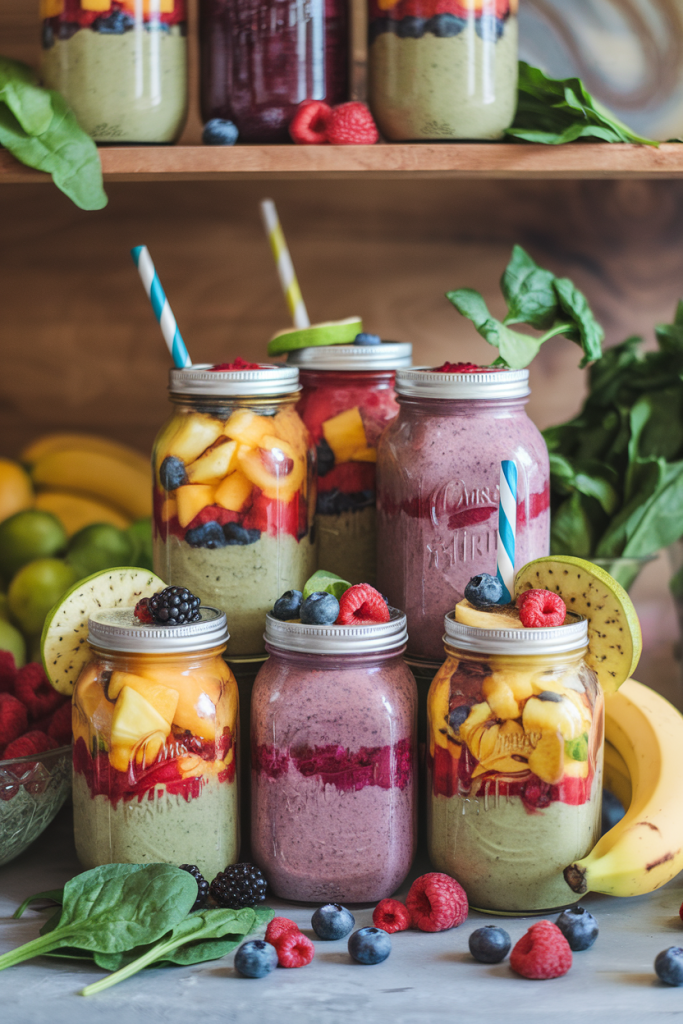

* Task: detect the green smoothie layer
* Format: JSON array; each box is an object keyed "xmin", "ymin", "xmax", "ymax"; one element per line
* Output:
[{"xmin": 316, "ymin": 506, "xmax": 377, "ymax": 586}]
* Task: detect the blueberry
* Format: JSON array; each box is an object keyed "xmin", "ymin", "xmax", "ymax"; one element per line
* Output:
[
  {"xmin": 464, "ymin": 573, "xmax": 503, "ymax": 609},
  {"xmin": 185, "ymin": 521, "xmax": 227, "ymax": 549},
  {"xmin": 95, "ymin": 10, "xmax": 134, "ymax": 33},
  {"xmin": 159, "ymin": 455, "xmax": 187, "ymax": 491},
  {"xmin": 312, "ymin": 903, "xmax": 355, "ymax": 940},
  {"xmin": 234, "ymin": 939, "xmax": 278, "ymax": 978},
  {"xmin": 468, "ymin": 925, "xmax": 511, "ymax": 964},
  {"xmin": 272, "ymin": 590, "xmax": 303, "ymax": 621},
  {"xmin": 601, "ymin": 790, "xmax": 625, "ymax": 834},
  {"xmin": 427, "ymin": 13, "xmax": 465, "ymax": 37},
  {"xmin": 396, "ymin": 16, "xmax": 425, "ymax": 38},
  {"xmin": 368, "ymin": 17, "xmax": 391, "ymax": 44},
  {"xmin": 348, "ymin": 927, "xmax": 391, "ymax": 965},
  {"xmin": 58, "ymin": 22, "xmax": 79, "ymax": 40},
  {"xmin": 354, "ymin": 332, "xmax": 382, "ymax": 346},
  {"xmin": 224, "ymin": 522, "xmax": 261, "ymax": 545},
  {"xmin": 476, "ymin": 14, "xmax": 505, "ymax": 42},
  {"xmin": 317, "ymin": 438, "xmax": 335, "ymax": 477},
  {"xmin": 300, "ymin": 591, "xmax": 340, "ymax": 625},
  {"xmin": 448, "ymin": 705, "xmax": 472, "ymax": 733},
  {"xmin": 555, "ymin": 906, "xmax": 599, "ymax": 951},
  {"xmin": 316, "ymin": 489, "xmax": 375, "ymax": 515},
  {"xmin": 655, "ymin": 947, "xmax": 683, "ymax": 986},
  {"xmin": 203, "ymin": 119, "xmax": 239, "ymax": 146}
]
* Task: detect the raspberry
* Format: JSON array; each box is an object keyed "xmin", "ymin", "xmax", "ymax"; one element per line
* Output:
[
  {"xmin": 265, "ymin": 917, "xmax": 299, "ymax": 945},
  {"xmin": 326, "ymin": 102, "xmax": 379, "ymax": 145},
  {"xmin": 336, "ymin": 584, "xmax": 391, "ymax": 626},
  {"xmin": 134, "ymin": 597, "xmax": 154, "ymax": 624},
  {"xmin": 14, "ymin": 663, "xmax": 63, "ymax": 719},
  {"xmin": 47, "ymin": 701, "xmax": 72, "ymax": 746},
  {"xmin": 210, "ymin": 358, "xmax": 262, "ymax": 371},
  {"xmin": 4, "ymin": 730, "xmax": 58, "ymax": 760},
  {"xmin": 406, "ymin": 872, "xmax": 468, "ymax": 932},
  {"xmin": 433, "ymin": 362, "xmax": 482, "ymax": 373},
  {"xmin": 289, "ymin": 100, "xmax": 332, "ymax": 144},
  {"xmin": 518, "ymin": 589, "xmax": 567, "ymax": 628},
  {"xmin": 0, "ymin": 651, "xmax": 17, "ymax": 694},
  {"xmin": 0, "ymin": 693, "xmax": 28, "ymax": 747},
  {"xmin": 373, "ymin": 899, "xmax": 411, "ymax": 934},
  {"xmin": 510, "ymin": 920, "xmax": 572, "ymax": 979},
  {"xmin": 274, "ymin": 930, "xmax": 315, "ymax": 968}
]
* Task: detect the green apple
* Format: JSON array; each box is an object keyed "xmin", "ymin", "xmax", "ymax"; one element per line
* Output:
[{"xmin": 267, "ymin": 317, "xmax": 362, "ymax": 356}]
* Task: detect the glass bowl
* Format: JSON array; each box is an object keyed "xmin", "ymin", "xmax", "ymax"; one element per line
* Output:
[{"xmin": 0, "ymin": 744, "xmax": 71, "ymax": 867}]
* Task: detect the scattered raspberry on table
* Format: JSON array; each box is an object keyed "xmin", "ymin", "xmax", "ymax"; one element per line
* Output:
[
  {"xmin": 373, "ymin": 898, "xmax": 411, "ymax": 934},
  {"xmin": 510, "ymin": 920, "xmax": 572, "ymax": 979},
  {"xmin": 406, "ymin": 872, "xmax": 469, "ymax": 932}
]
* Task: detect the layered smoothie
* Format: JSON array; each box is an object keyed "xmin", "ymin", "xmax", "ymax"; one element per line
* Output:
[
  {"xmin": 41, "ymin": 1, "xmax": 188, "ymax": 143},
  {"xmin": 376, "ymin": 368, "xmax": 550, "ymax": 662},
  {"xmin": 368, "ymin": 0, "xmax": 518, "ymax": 140}
]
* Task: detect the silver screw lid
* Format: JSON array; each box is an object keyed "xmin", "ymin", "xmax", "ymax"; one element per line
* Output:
[
  {"xmin": 395, "ymin": 367, "xmax": 530, "ymax": 400},
  {"xmin": 443, "ymin": 611, "xmax": 588, "ymax": 655},
  {"xmin": 169, "ymin": 363, "xmax": 300, "ymax": 397},
  {"xmin": 265, "ymin": 608, "xmax": 408, "ymax": 655},
  {"xmin": 88, "ymin": 606, "xmax": 229, "ymax": 654},
  {"xmin": 287, "ymin": 342, "xmax": 412, "ymax": 372}
]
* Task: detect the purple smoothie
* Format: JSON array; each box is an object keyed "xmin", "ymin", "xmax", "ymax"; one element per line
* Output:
[
  {"xmin": 251, "ymin": 614, "xmax": 417, "ymax": 902},
  {"xmin": 376, "ymin": 368, "xmax": 550, "ymax": 662}
]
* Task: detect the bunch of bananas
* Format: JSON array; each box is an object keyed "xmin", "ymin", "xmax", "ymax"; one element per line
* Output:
[{"xmin": 565, "ymin": 679, "xmax": 683, "ymax": 898}]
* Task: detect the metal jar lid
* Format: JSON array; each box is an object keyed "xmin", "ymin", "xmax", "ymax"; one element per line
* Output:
[
  {"xmin": 395, "ymin": 367, "xmax": 530, "ymax": 400},
  {"xmin": 169, "ymin": 363, "xmax": 300, "ymax": 398},
  {"xmin": 265, "ymin": 608, "xmax": 408, "ymax": 655},
  {"xmin": 443, "ymin": 611, "xmax": 588, "ymax": 656},
  {"xmin": 287, "ymin": 342, "xmax": 412, "ymax": 372},
  {"xmin": 88, "ymin": 606, "xmax": 229, "ymax": 654}
]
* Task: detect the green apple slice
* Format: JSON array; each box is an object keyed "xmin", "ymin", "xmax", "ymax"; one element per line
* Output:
[
  {"xmin": 303, "ymin": 569, "xmax": 351, "ymax": 601},
  {"xmin": 514, "ymin": 556, "xmax": 642, "ymax": 693},
  {"xmin": 267, "ymin": 317, "xmax": 362, "ymax": 356},
  {"xmin": 41, "ymin": 567, "xmax": 166, "ymax": 696}
]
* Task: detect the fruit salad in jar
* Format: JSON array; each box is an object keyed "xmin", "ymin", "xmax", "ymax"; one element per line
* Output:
[{"xmin": 152, "ymin": 362, "xmax": 316, "ymax": 658}]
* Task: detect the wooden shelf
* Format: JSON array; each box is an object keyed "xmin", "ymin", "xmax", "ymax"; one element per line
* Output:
[{"xmin": 3, "ymin": 142, "xmax": 683, "ymax": 183}]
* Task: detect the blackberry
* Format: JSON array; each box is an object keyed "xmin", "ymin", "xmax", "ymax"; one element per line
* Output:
[
  {"xmin": 149, "ymin": 586, "xmax": 201, "ymax": 625},
  {"xmin": 210, "ymin": 863, "xmax": 267, "ymax": 909},
  {"xmin": 180, "ymin": 864, "xmax": 210, "ymax": 912}
]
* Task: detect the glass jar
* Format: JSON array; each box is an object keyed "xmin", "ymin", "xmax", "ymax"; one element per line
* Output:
[
  {"xmin": 72, "ymin": 606, "xmax": 239, "ymax": 881},
  {"xmin": 376, "ymin": 367, "xmax": 550, "ymax": 662},
  {"xmin": 152, "ymin": 363, "xmax": 316, "ymax": 659},
  {"xmin": 251, "ymin": 610, "xmax": 417, "ymax": 902},
  {"xmin": 40, "ymin": 0, "xmax": 188, "ymax": 144},
  {"xmin": 367, "ymin": 0, "xmax": 518, "ymax": 141},
  {"xmin": 289, "ymin": 342, "xmax": 412, "ymax": 586},
  {"xmin": 199, "ymin": 0, "xmax": 350, "ymax": 143}
]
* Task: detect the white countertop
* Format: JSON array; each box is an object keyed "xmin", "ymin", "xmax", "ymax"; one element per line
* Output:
[{"xmin": 1, "ymin": 806, "xmax": 682, "ymax": 1024}]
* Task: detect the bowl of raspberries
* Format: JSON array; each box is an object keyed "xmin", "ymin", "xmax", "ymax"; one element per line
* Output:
[{"xmin": 0, "ymin": 651, "xmax": 72, "ymax": 867}]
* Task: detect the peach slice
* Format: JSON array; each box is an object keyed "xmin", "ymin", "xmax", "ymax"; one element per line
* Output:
[
  {"xmin": 176, "ymin": 484, "xmax": 217, "ymax": 528},
  {"xmin": 238, "ymin": 436, "xmax": 305, "ymax": 501},
  {"xmin": 107, "ymin": 671, "xmax": 179, "ymax": 726},
  {"xmin": 528, "ymin": 731, "xmax": 564, "ymax": 785},
  {"xmin": 186, "ymin": 439, "xmax": 238, "ymax": 485},
  {"xmin": 167, "ymin": 414, "xmax": 224, "ymax": 466},
  {"xmin": 223, "ymin": 409, "xmax": 273, "ymax": 447},
  {"xmin": 322, "ymin": 407, "xmax": 367, "ymax": 464},
  {"xmin": 215, "ymin": 470, "xmax": 253, "ymax": 512},
  {"xmin": 272, "ymin": 407, "xmax": 310, "ymax": 458},
  {"xmin": 427, "ymin": 664, "xmax": 451, "ymax": 755}
]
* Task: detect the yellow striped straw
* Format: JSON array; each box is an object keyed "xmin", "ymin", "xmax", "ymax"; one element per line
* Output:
[{"xmin": 260, "ymin": 198, "xmax": 310, "ymax": 329}]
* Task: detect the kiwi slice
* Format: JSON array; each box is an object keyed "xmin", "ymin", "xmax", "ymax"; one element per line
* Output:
[{"xmin": 267, "ymin": 317, "xmax": 362, "ymax": 356}]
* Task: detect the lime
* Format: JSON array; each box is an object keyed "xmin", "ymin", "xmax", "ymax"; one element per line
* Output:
[
  {"xmin": 66, "ymin": 523, "xmax": 136, "ymax": 579},
  {"xmin": 41, "ymin": 567, "xmax": 165, "ymax": 696},
  {"xmin": 303, "ymin": 569, "xmax": 351, "ymax": 601},
  {"xmin": 0, "ymin": 619, "xmax": 26, "ymax": 667},
  {"xmin": 514, "ymin": 555, "xmax": 642, "ymax": 693},
  {"xmin": 8, "ymin": 558, "xmax": 77, "ymax": 637},
  {"xmin": 0, "ymin": 509, "xmax": 68, "ymax": 584},
  {"xmin": 126, "ymin": 517, "xmax": 154, "ymax": 572},
  {"xmin": 267, "ymin": 317, "xmax": 362, "ymax": 357}
]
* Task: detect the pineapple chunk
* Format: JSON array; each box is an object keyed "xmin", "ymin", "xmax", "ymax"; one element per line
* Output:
[
  {"xmin": 223, "ymin": 409, "xmax": 273, "ymax": 447},
  {"xmin": 176, "ymin": 484, "xmax": 217, "ymax": 528},
  {"xmin": 215, "ymin": 470, "xmax": 253, "ymax": 512},
  {"xmin": 522, "ymin": 693, "xmax": 583, "ymax": 741},
  {"xmin": 489, "ymin": 668, "xmax": 533, "ymax": 703},
  {"xmin": 40, "ymin": 0, "xmax": 64, "ymax": 16},
  {"xmin": 272, "ymin": 407, "xmax": 309, "ymax": 458},
  {"xmin": 81, "ymin": 0, "xmax": 109, "ymax": 9},
  {"xmin": 107, "ymin": 671, "xmax": 179, "ymax": 726},
  {"xmin": 109, "ymin": 686, "xmax": 171, "ymax": 772},
  {"xmin": 351, "ymin": 446, "xmax": 377, "ymax": 463},
  {"xmin": 167, "ymin": 414, "xmax": 223, "ymax": 465},
  {"xmin": 528, "ymin": 732, "xmax": 564, "ymax": 785},
  {"xmin": 322, "ymin": 407, "xmax": 367, "ymax": 464},
  {"xmin": 161, "ymin": 497, "xmax": 177, "ymax": 523},
  {"xmin": 186, "ymin": 439, "xmax": 238, "ymax": 485},
  {"xmin": 136, "ymin": 666, "xmax": 222, "ymax": 740},
  {"xmin": 482, "ymin": 676, "xmax": 520, "ymax": 720}
]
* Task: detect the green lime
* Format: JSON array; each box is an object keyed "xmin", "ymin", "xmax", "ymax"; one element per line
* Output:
[
  {"xmin": 0, "ymin": 619, "xmax": 26, "ymax": 667},
  {"xmin": 267, "ymin": 317, "xmax": 362, "ymax": 357},
  {"xmin": 126, "ymin": 517, "xmax": 154, "ymax": 572},
  {"xmin": 8, "ymin": 558, "xmax": 78, "ymax": 637},
  {"xmin": 66, "ymin": 523, "xmax": 136, "ymax": 579},
  {"xmin": 303, "ymin": 569, "xmax": 351, "ymax": 601},
  {"xmin": 0, "ymin": 509, "xmax": 67, "ymax": 584}
]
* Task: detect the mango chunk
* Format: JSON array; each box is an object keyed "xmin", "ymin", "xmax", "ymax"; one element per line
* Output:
[
  {"xmin": 161, "ymin": 497, "xmax": 177, "ymax": 523},
  {"xmin": 136, "ymin": 666, "xmax": 221, "ymax": 740},
  {"xmin": 322, "ymin": 407, "xmax": 367, "ymax": 463},
  {"xmin": 186, "ymin": 439, "xmax": 238, "ymax": 485},
  {"xmin": 109, "ymin": 685, "xmax": 171, "ymax": 772},
  {"xmin": 167, "ymin": 414, "xmax": 223, "ymax": 465},
  {"xmin": 107, "ymin": 671, "xmax": 179, "ymax": 726},
  {"xmin": 176, "ymin": 484, "xmax": 217, "ymax": 528},
  {"xmin": 223, "ymin": 409, "xmax": 273, "ymax": 447},
  {"xmin": 352, "ymin": 447, "xmax": 377, "ymax": 463},
  {"xmin": 272, "ymin": 407, "xmax": 309, "ymax": 458}
]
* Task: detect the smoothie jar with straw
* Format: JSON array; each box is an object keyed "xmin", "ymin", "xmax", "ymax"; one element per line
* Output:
[{"xmin": 376, "ymin": 367, "xmax": 550, "ymax": 663}]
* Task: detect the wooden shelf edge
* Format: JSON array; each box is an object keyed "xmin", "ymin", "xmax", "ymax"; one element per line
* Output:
[{"xmin": 3, "ymin": 143, "xmax": 683, "ymax": 183}]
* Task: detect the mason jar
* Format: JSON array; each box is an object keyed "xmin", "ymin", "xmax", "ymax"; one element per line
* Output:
[
  {"xmin": 152, "ymin": 363, "xmax": 316, "ymax": 659},
  {"xmin": 367, "ymin": 0, "xmax": 518, "ymax": 141},
  {"xmin": 72, "ymin": 605, "xmax": 239, "ymax": 881},
  {"xmin": 376, "ymin": 367, "xmax": 550, "ymax": 662},
  {"xmin": 251, "ymin": 609, "xmax": 417, "ymax": 902},
  {"xmin": 288, "ymin": 341, "xmax": 412, "ymax": 586},
  {"xmin": 427, "ymin": 612, "xmax": 603, "ymax": 914},
  {"xmin": 40, "ymin": 0, "xmax": 188, "ymax": 144}
]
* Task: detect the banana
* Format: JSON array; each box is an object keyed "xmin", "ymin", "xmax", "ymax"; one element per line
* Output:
[
  {"xmin": 565, "ymin": 679, "xmax": 683, "ymax": 897},
  {"xmin": 31, "ymin": 449, "xmax": 151, "ymax": 520},
  {"xmin": 22, "ymin": 433, "xmax": 149, "ymax": 476},
  {"xmin": 603, "ymin": 739, "xmax": 632, "ymax": 810},
  {"xmin": 35, "ymin": 490, "xmax": 131, "ymax": 535}
]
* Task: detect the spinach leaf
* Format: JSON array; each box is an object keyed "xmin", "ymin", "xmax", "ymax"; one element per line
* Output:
[
  {"xmin": 0, "ymin": 57, "xmax": 53, "ymax": 135},
  {"xmin": 13, "ymin": 889, "xmax": 63, "ymax": 919},
  {"xmin": 655, "ymin": 301, "xmax": 683, "ymax": 353},
  {"xmin": 553, "ymin": 277, "xmax": 605, "ymax": 367},
  {"xmin": 550, "ymin": 492, "xmax": 595, "ymax": 558},
  {"xmin": 501, "ymin": 245, "xmax": 558, "ymax": 330},
  {"xmin": 445, "ymin": 288, "xmax": 544, "ymax": 369}
]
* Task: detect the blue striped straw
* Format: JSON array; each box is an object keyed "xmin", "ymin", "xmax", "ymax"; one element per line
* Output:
[
  {"xmin": 496, "ymin": 459, "xmax": 518, "ymax": 603},
  {"xmin": 131, "ymin": 245, "xmax": 192, "ymax": 368}
]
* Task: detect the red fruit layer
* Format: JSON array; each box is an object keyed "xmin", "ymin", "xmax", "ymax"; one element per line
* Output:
[
  {"xmin": 253, "ymin": 738, "xmax": 413, "ymax": 792},
  {"xmin": 209, "ymin": 358, "xmax": 263, "ymax": 371},
  {"xmin": 298, "ymin": 378, "xmax": 399, "ymax": 448},
  {"xmin": 379, "ymin": 485, "xmax": 549, "ymax": 526},
  {"xmin": 368, "ymin": 0, "xmax": 510, "ymax": 22},
  {"xmin": 73, "ymin": 730, "xmax": 235, "ymax": 808},
  {"xmin": 432, "ymin": 362, "xmax": 504, "ymax": 373},
  {"xmin": 154, "ymin": 486, "xmax": 309, "ymax": 543},
  {"xmin": 429, "ymin": 745, "xmax": 593, "ymax": 810},
  {"xmin": 46, "ymin": 0, "xmax": 186, "ymax": 28},
  {"xmin": 317, "ymin": 461, "xmax": 375, "ymax": 496}
]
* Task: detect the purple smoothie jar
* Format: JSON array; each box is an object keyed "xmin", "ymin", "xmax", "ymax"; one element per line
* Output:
[
  {"xmin": 376, "ymin": 368, "xmax": 550, "ymax": 663},
  {"xmin": 251, "ymin": 610, "xmax": 417, "ymax": 902},
  {"xmin": 199, "ymin": 0, "xmax": 350, "ymax": 143}
]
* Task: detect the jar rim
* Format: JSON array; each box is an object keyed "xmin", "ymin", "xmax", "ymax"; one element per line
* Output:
[
  {"xmin": 169, "ymin": 363, "xmax": 300, "ymax": 397},
  {"xmin": 443, "ymin": 610, "xmax": 588, "ymax": 655},
  {"xmin": 88, "ymin": 606, "xmax": 229, "ymax": 653},
  {"xmin": 395, "ymin": 367, "xmax": 530, "ymax": 400},
  {"xmin": 264, "ymin": 608, "xmax": 408, "ymax": 654},
  {"xmin": 286, "ymin": 342, "xmax": 412, "ymax": 371}
]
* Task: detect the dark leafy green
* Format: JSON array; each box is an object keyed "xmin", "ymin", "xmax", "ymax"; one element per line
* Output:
[
  {"xmin": 13, "ymin": 889, "xmax": 63, "ymax": 919},
  {"xmin": 507, "ymin": 62, "xmax": 658, "ymax": 147}
]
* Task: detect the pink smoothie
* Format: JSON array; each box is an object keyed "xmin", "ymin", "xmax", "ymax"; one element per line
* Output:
[
  {"xmin": 251, "ymin": 635, "xmax": 417, "ymax": 903},
  {"xmin": 376, "ymin": 369, "xmax": 550, "ymax": 662}
]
